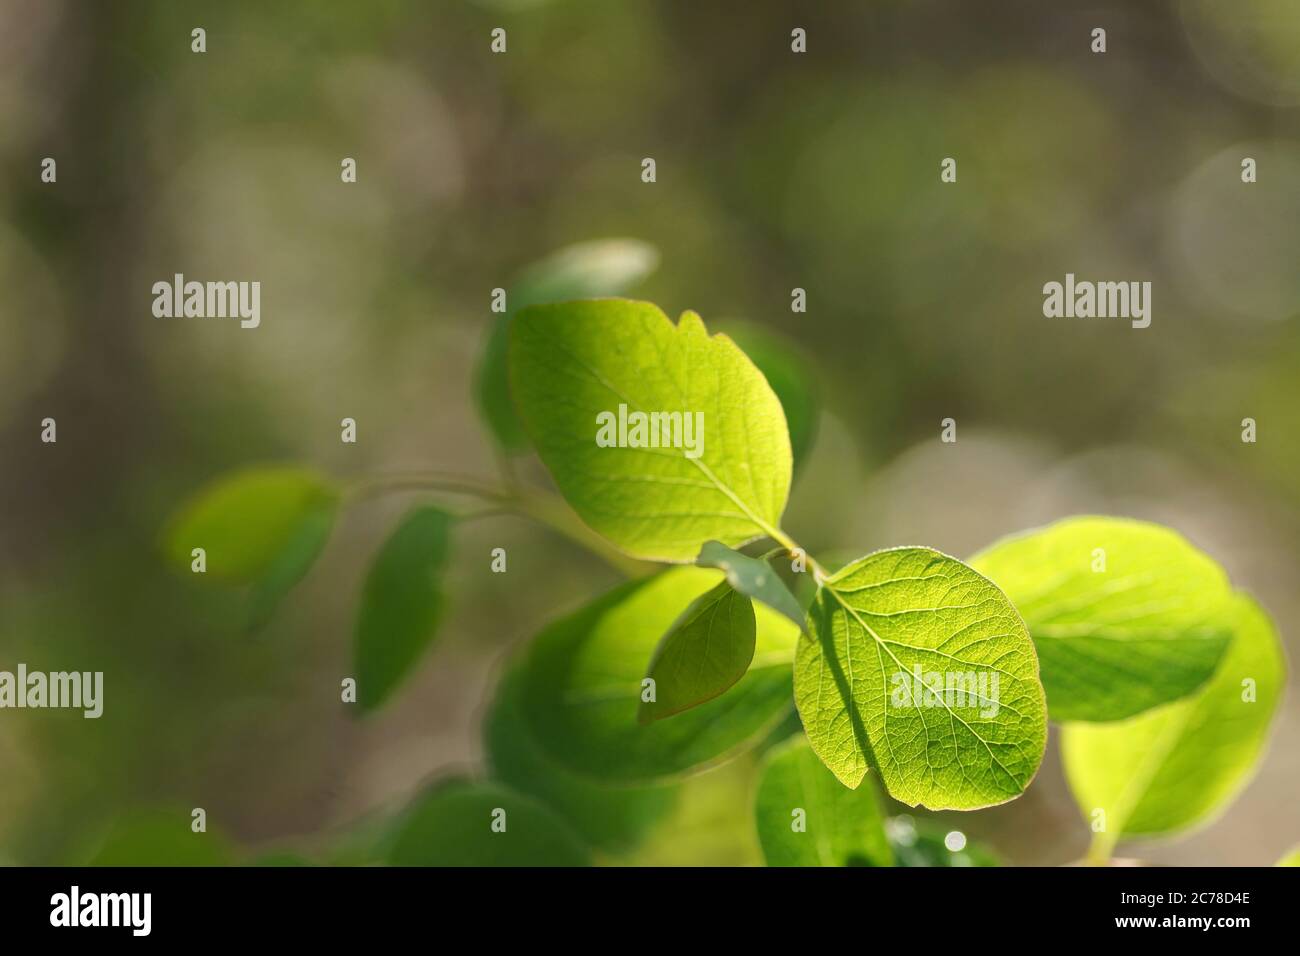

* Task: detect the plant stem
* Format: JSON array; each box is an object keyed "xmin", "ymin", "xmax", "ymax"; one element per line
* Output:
[
  {"xmin": 345, "ymin": 470, "xmax": 652, "ymax": 578},
  {"xmin": 766, "ymin": 527, "xmax": 830, "ymax": 583},
  {"xmin": 345, "ymin": 471, "xmax": 508, "ymax": 503}
]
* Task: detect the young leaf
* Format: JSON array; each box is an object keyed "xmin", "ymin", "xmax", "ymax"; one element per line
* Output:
[
  {"xmin": 517, "ymin": 567, "xmax": 798, "ymax": 784},
  {"xmin": 163, "ymin": 466, "xmax": 338, "ymax": 582},
  {"xmin": 970, "ymin": 517, "xmax": 1235, "ymax": 722},
  {"xmin": 719, "ymin": 322, "xmax": 821, "ymax": 473},
  {"xmin": 754, "ymin": 735, "xmax": 893, "ymax": 867},
  {"xmin": 639, "ymin": 580, "xmax": 756, "ymax": 724},
  {"xmin": 474, "ymin": 239, "xmax": 660, "ymax": 452},
  {"xmin": 794, "ymin": 547, "xmax": 1047, "ymax": 810},
  {"xmin": 1062, "ymin": 594, "xmax": 1285, "ymax": 856},
  {"xmin": 387, "ymin": 778, "xmax": 589, "ymax": 867},
  {"xmin": 696, "ymin": 539, "xmax": 805, "ymax": 630},
  {"xmin": 486, "ymin": 662, "xmax": 676, "ymax": 853},
  {"xmin": 354, "ymin": 506, "xmax": 452, "ymax": 712},
  {"xmin": 510, "ymin": 299, "xmax": 792, "ymax": 562},
  {"xmin": 245, "ymin": 500, "xmax": 337, "ymax": 631}
]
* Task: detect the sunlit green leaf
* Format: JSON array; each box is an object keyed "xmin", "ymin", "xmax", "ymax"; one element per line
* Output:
[
  {"xmin": 755, "ymin": 735, "xmax": 892, "ymax": 867},
  {"xmin": 517, "ymin": 567, "xmax": 797, "ymax": 784},
  {"xmin": 795, "ymin": 547, "xmax": 1047, "ymax": 810},
  {"xmin": 355, "ymin": 506, "xmax": 452, "ymax": 712},
  {"xmin": 971, "ymin": 516, "xmax": 1235, "ymax": 721},
  {"xmin": 1278, "ymin": 846, "xmax": 1300, "ymax": 866},
  {"xmin": 475, "ymin": 239, "xmax": 659, "ymax": 451},
  {"xmin": 510, "ymin": 299, "xmax": 792, "ymax": 562},
  {"xmin": 387, "ymin": 778, "xmax": 589, "ymax": 867},
  {"xmin": 639, "ymin": 580, "xmax": 756, "ymax": 724},
  {"xmin": 1063, "ymin": 593, "xmax": 1285, "ymax": 857}
]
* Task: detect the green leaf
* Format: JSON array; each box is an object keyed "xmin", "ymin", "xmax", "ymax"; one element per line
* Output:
[
  {"xmin": 970, "ymin": 517, "xmax": 1235, "ymax": 722},
  {"xmin": 1063, "ymin": 594, "xmax": 1286, "ymax": 857},
  {"xmin": 486, "ymin": 662, "xmax": 676, "ymax": 853},
  {"xmin": 639, "ymin": 580, "xmax": 756, "ymax": 724},
  {"xmin": 88, "ymin": 810, "xmax": 234, "ymax": 866},
  {"xmin": 475, "ymin": 239, "xmax": 660, "ymax": 452},
  {"xmin": 794, "ymin": 547, "xmax": 1047, "ymax": 810},
  {"xmin": 1277, "ymin": 846, "xmax": 1300, "ymax": 866},
  {"xmin": 355, "ymin": 506, "xmax": 452, "ymax": 712},
  {"xmin": 720, "ymin": 322, "xmax": 821, "ymax": 473},
  {"xmin": 510, "ymin": 299, "xmax": 792, "ymax": 562},
  {"xmin": 387, "ymin": 778, "xmax": 590, "ymax": 867},
  {"xmin": 696, "ymin": 539, "xmax": 805, "ymax": 630},
  {"xmin": 754, "ymin": 735, "xmax": 893, "ymax": 867},
  {"xmin": 245, "ymin": 501, "xmax": 337, "ymax": 631},
  {"xmin": 163, "ymin": 466, "xmax": 338, "ymax": 582},
  {"xmin": 517, "ymin": 567, "xmax": 798, "ymax": 784}
]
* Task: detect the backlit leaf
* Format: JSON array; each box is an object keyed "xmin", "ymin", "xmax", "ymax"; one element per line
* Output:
[
  {"xmin": 1062, "ymin": 593, "xmax": 1285, "ymax": 856},
  {"xmin": 510, "ymin": 299, "xmax": 792, "ymax": 562},
  {"xmin": 971, "ymin": 517, "xmax": 1235, "ymax": 721},
  {"xmin": 794, "ymin": 547, "xmax": 1047, "ymax": 810},
  {"xmin": 639, "ymin": 580, "xmax": 756, "ymax": 724}
]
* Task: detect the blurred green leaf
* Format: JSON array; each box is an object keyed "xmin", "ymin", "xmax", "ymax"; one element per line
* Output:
[
  {"xmin": 755, "ymin": 735, "xmax": 892, "ymax": 867},
  {"xmin": 639, "ymin": 580, "xmax": 756, "ymax": 724},
  {"xmin": 696, "ymin": 539, "xmax": 805, "ymax": 630},
  {"xmin": 486, "ymin": 662, "xmax": 676, "ymax": 853},
  {"xmin": 474, "ymin": 238, "xmax": 659, "ymax": 452},
  {"xmin": 1277, "ymin": 846, "xmax": 1300, "ymax": 866},
  {"xmin": 88, "ymin": 810, "xmax": 233, "ymax": 867},
  {"xmin": 245, "ymin": 501, "xmax": 337, "ymax": 631},
  {"xmin": 163, "ymin": 466, "xmax": 338, "ymax": 582},
  {"xmin": 517, "ymin": 567, "xmax": 797, "ymax": 784},
  {"xmin": 721, "ymin": 322, "xmax": 821, "ymax": 473},
  {"xmin": 510, "ymin": 300, "xmax": 792, "ymax": 562},
  {"xmin": 795, "ymin": 548, "xmax": 1047, "ymax": 809},
  {"xmin": 1063, "ymin": 594, "xmax": 1286, "ymax": 857},
  {"xmin": 355, "ymin": 506, "xmax": 452, "ymax": 712},
  {"xmin": 971, "ymin": 516, "xmax": 1235, "ymax": 722},
  {"xmin": 387, "ymin": 778, "xmax": 589, "ymax": 867}
]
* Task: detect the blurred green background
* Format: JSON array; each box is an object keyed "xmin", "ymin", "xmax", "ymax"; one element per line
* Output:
[{"xmin": 1, "ymin": 0, "xmax": 1298, "ymax": 865}]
